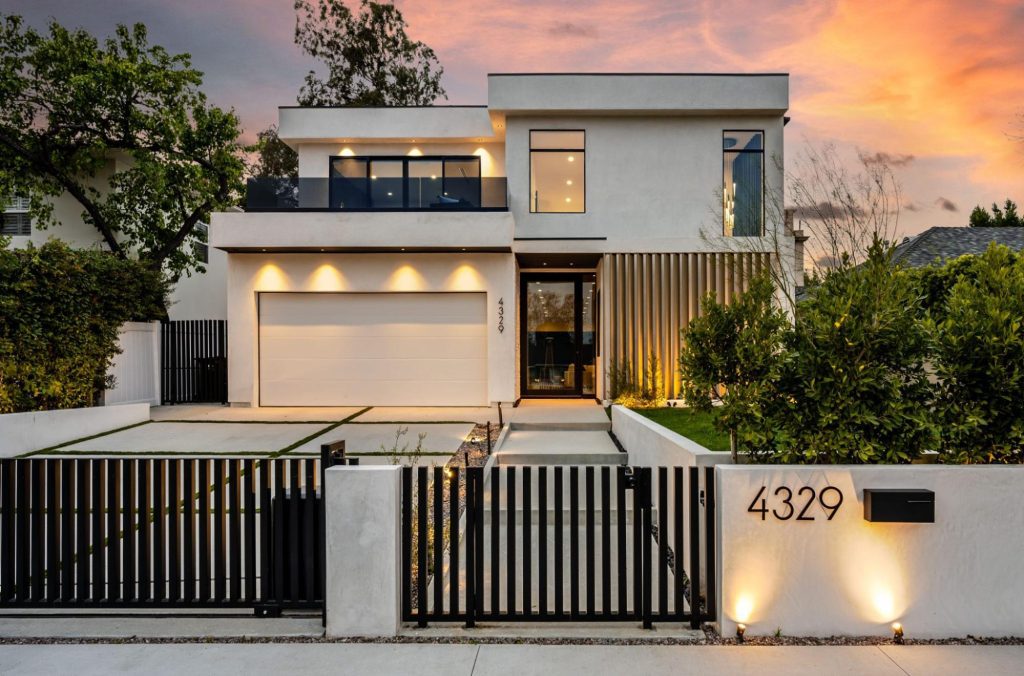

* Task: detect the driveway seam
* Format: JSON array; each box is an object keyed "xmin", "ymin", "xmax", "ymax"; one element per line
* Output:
[
  {"xmin": 469, "ymin": 644, "xmax": 481, "ymax": 676},
  {"xmin": 877, "ymin": 645, "xmax": 912, "ymax": 676},
  {"xmin": 271, "ymin": 407, "xmax": 373, "ymax": 457},
  {"xmin": 18, "ymin": 420, "xmax": 153, "ymax": 458}
]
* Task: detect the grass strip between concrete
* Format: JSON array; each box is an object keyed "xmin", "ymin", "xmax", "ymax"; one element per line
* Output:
[
  {"xmin": 271, "ymin": 407, "xmax": 373, "ymax": 458},
  {"xmin": 18, "ymin": 420, "xmax": 153, "ymax": 458}
]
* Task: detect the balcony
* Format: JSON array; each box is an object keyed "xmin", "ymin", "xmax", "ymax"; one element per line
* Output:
[{"xmin": 246, "ymin": 177, "xmax": 508, "ymax": 212}]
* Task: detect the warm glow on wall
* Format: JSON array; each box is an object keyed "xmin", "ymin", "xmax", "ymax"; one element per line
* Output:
[
  {"xmin": 254, "ymin": 263, "xmax": 289, "ymax": 290},
  {"xmin": 339, "ymin": 147, "xmax": 355, "ymax": 157},
  {"xmin": 734, "ymin": 595, "xmax": 755, "ymax": 624},
  {"xmin": 446, "ymin": 263, "xmax": 483, "ymax": 290},
  {"xmin": 309, "ymin": 263, "xmax": 347, "ymax": 291},
  {"xmin": 474, "ymin": 147, "xmax": 496, "ymax": 176},
  {"xmin": 387, "ymin": 264, "xmax": 427, "ymax": 291},
  {"xmin": 407, "ymin": 147, "xmax": 423, "ymax": 156},
  {"xmin": 838, "ymin": 527, "xmax": 907, "ymax": 623}
]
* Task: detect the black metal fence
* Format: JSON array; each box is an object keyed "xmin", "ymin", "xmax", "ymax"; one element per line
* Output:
[
  {"xmin": 0, "ymin": 456, "xmax": 328, "ymax": 612},
  {"xmin": 401, "ymin": 465, "xmax": 716, "ymax": 628},
  {"xmin": 161, "ymin": 320, "xmax": 227, "ymax": 405}
]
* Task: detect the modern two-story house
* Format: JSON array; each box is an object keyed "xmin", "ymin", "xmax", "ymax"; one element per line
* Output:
[{"xmin": 211, "ymin": 73, "xmax": 799, "ymax": 408}]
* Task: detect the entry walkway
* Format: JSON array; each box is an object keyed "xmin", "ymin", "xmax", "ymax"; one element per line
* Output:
[{"xmin": 1, "ymin": 642, "xmax": 1021, "ymax": 675}]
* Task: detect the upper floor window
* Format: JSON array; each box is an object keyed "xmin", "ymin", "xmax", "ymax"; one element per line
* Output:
[
  {"xmin": 329, "ymin": 156, "xmax": 481, "ymax": 210},
  {"xmin": 530, "ymin": 131, "xmax": 584, "ymax": 213},
  {"xmin": 194, "ymin": 223, "xmax": 209, "ymax": 264},
  {"xmin": 723, "ymin": 131, "xmax": 763, "ymax": 236},
  {"xmin": 1, "ymin": 196, "xmax": 31, "ymax": 236}
]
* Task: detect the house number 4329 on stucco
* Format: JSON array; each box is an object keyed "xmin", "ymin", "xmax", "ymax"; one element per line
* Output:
[{"xmin": 747, "ymin": 485, "xmax": 844, "ymax": 521}]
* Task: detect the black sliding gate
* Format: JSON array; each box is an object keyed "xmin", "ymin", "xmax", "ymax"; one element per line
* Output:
[
  {"xmin": 0, "ymin": 456, "xmax": 332, "ymax": 613},
  {"xmin": 161, "ymin": 320, "xmax": 228, "ymax": 404},
  {"xmin": 402, "ymin": 465, "xmax": 716, "ymax": 628}
]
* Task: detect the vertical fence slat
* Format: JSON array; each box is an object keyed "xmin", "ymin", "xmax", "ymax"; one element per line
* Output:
[
  {"xmin": 287, "ymin": 459, "xmax": 300, "ymax": 603},
  {"xmin": 522, "ymin": 466, "xmax": 532, "ymax": 618},
  {"xmin": 505, "ymin": 466, "xmax": 516, "ymax": 617},
  {"xmin": 61, "ymin": 460, "xmax": 74, "ymax": 602},
  {"xmin": 122, "ymin": 460, "xmax": 134, "ymax": 602},
  {"xmin": 674, "ymin": 467, "xmax": 684, "ymax": 622},
  {"xmin": 658, "ymin": 467, "xmax": 668, "ymax": 617},
  {"xmin": 688, "ymin": 466, "xmax": 700, "ymax": 629},
  {"xmin": 489, "ymin": 465, "xmax": 499, "ymax": 616},
  {"xmin": 1, "ymin": 461, "xmax": 13, "ymax": 602},
  {"xmin": 600, "ymin": 466, "xmax": 611, "ymax": 618},
  {"xmin": 553, "ymin": 467, "xmax": 563, "ymax": 618},
  {"xmin": 631, "ymin": 467, "xmax": 642, "ymax": 621},
  {"xmin": 199, "ymin": 459, "xmax": 211, "ymax": 601},
  {"xmin": 259, "ymin": 460, "xmax": 271, "ymax": 604},
  {"xmin": 704, "ymin": 466, "xmax": 716, "ymax": 623},
  {"xmin": 272, "ymin": 462, "xmax": 284, "ymax": 606},
  {"xmin": 153, "ymin": 459, "xmax": 166, "ymax": 602},
  {"xmin": 30, "ymin": 461, "xmax": 44, "ymax": 601},
  {"xmin": 616, "ymin": 467, "xmax": 627, "ymax": 616},
  {"xmin": 106, "ymin": 460, "xmax": 120, "ymax": 601},
  {"xmin": 138, "ymin": 459, "xmax": 151, "ymax": 601},
  {"xmin": 642, "ymin": 467, "xmax": 653, "ymax": 629},
  {"xmin": 302, "ymin": 460, "xmax": 315, "ymax": 604},
  {"xmin": 214, "ymin": 459, "xmax": 227, "ymax": 601},
  {"xmin": 168, "ymin": 459, "xmax": 180, "ymax": 602},
  {"xmin": 75, "ymin": 460, "xmax": 88, "ymax": 602},
  {"xmin": 449, "ymin": 466, "xmax": 459, "ymax": 618},
  {"xmin": 46, "ymin": 460, "xmax": 59, "ymax": 602},
  {"xmin": 90, "ymin": 460, "xmax": 104, "ymax": 602},
  {"xmin": 569, "ymin": 467, "xmax": 579, "ymax": 620},
  {"xmin": 401, "ymin": 466, "xmax": 411, "ymax": 620},
  {"xmin": 229, "ymin": 460, "xmax": 241, "ymax": 601},
  {"xmin": 464, "ymin": 466, "xmax": 477, "ymax": 628},
  {"xmin": 416, "ymin": 466, "xmax": 427, "ymax": 627},
  {"xmin": 538, "ymin": 466, "xmax": 548, "ymax": 617},
  {"xmin": 473, "ymin": 468, "xmax": 483, "ymax": 626},
  {"xmin": 245, "ymin": 459, "xmax": 256, "ymax": 602},
  {"xmin": 432, "ymin": 466, "xmax": 443, "ymax": 618},
  {"xmin": 184, "ymin": 460, "xmax": 196, "ymax": 602},
  {"xmin": 585, "ymin": 466, "xmax": 595, "ymax": 617}
]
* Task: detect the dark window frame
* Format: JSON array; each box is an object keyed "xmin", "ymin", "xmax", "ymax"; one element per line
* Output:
[
  {"xmin": 327, "ymin": 154, "xmax": 482, "ymax": 210},
  {"xmin": 529, "ymin": 129, "xmax": 586, "ymax": 214},
  {"xmin": 722, "ymin": 129, "xmax": 765, "ymax": 237},
  {"xmin": 1, "ymin": 196, "xmax": 31, "ymax": 236}
]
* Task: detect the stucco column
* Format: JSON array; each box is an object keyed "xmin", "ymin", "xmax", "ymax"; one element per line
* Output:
[{"xmin": 324, "ymin": 465, "xmax": 402, "ymax": 637}]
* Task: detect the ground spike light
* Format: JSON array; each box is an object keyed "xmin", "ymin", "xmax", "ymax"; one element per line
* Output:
[
  {"xmin": 736, "ymin": 623, "xmax": 746, "ymax": 642},
  {"xmin": 892, "ymin": 622, "xmax": 904, "ymax": 644}
]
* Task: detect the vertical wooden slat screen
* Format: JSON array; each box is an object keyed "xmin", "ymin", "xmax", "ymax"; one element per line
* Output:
[{"xmin": 601, "ymin": 252, "xmax": 772, "ymax": 399}]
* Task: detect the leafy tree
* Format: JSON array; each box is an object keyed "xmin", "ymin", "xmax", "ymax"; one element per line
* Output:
[
  {"xmin": 679, "ymin": 274, "xmax": 788, "ymax": 462},
  {"xmin": 294, "ymin": 0, "xmax": 446, "ymax": 107},
  {"xmin": 927, "ymin": 244, "xmax": 1024, "ymax": 462},
  {"xmin": 250, "ymin": 125, "xmax": 299, "ymax": 179},
  {"xmin": 969, "ymin": 199, "xmax": 1023, "ymax": 227},
  {"xmin": 774, "ymin": 241, "xmax": 936, "ymax": 463},
  {"xmin": 0, "ymin": 240, "xmax": 165, "ymax": 413},
  {"xmin": 0, "ymin": 16, "xmax": 244, "ymax": 283}
]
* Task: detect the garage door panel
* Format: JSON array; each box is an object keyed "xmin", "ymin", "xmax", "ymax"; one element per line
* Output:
[
  {"xmin": 259, "ymin": 292, "xmax": 488, "ymax": 406},
  {"xmin": 260, "ymin": 335, "xmax": 486, "ymax": 360},
  {"xmin": 262, "ymin": 357, "xmax": 487, "ymax": 383}
]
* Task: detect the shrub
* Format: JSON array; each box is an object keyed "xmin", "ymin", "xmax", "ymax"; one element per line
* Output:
[
  {"xmin": 927, "ymin": 244, "xmax": 1024, "ymax": 462},
  {"xmin": 0, "ymin": 241, "xmax": 165, "ymax": 413},
  {"xmin": 607, "ymin": 353, "xmax": 666, "ymax": 408},
  {"xmin": 679, "ymin": 274, "xmax": 788, "ymax": 461},
  {"xmin": 772, "ymin": 242, "xmax": 936, "ymax": 463}
]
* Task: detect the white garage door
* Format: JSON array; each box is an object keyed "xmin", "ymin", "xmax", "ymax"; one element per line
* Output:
[{"xmin": 258, "ymin": 292, "xmax": 487, "ymax": 406}]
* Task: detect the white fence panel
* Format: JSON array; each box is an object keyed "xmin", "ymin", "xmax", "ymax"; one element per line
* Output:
[{"xmin": 106, "ymin": 321, "xmax": 161, "ymax": 406}]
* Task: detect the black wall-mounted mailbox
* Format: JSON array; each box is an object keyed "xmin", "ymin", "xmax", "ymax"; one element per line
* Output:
[{"xmin": 863, "ymin": 489, "xmax": 935, "ymax": 523}]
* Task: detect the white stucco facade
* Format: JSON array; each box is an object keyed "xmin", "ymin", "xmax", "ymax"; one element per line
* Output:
[{"xmin": 214, "ymin": 73, "xmax": 793, "ymax": 407}]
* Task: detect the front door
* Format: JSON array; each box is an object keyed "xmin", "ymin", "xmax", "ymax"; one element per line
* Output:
[{"xmin": 521, "ymin": 273, "xmax": 596, "ymax": 397}]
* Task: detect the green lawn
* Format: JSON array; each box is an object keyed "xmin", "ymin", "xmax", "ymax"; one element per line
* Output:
[{"xmin": 631, "ymin": 407, "xmax": 730, "ymax": 452}]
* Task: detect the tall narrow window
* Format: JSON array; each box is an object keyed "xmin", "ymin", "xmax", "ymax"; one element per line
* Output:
[
  {"xmin": 723, "ymin": 131, "xmax": 764, "ymax": 236},
  {"xmin": 1, "ymin": 196, "xmax": 31, "ymax": 236},
  {"xmin": 530, "ymin": 130, "xmax": 584, "ymax": 213}
]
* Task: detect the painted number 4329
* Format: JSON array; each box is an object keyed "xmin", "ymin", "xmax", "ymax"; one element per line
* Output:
[{"xmin": 747, "ymin": 485, "xmax": 844, "ymax": 521}]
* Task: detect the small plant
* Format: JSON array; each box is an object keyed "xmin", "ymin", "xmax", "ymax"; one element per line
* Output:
[
  {"xmin": 774, "ymin": 627, "xmax": 782, "ymax": 638},
  {"xmin": 381, "ymin": 425, "xmax": 427, "ymax": 466},
  {"xmin": 608, "ymin": 353, "xmax": 666, "ymax": 408}
]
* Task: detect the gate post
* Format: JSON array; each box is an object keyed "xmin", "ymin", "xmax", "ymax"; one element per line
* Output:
[{"xmin": 324, "ymin": 465, "xmax": 402, "ymax": 637}]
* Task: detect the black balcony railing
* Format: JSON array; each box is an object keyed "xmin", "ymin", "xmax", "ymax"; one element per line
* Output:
[{"xmin": 246, "ymin": 177, "xmax": 508, "ymax": 212}]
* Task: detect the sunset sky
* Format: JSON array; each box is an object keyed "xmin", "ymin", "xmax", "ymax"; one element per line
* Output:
[{"xmin": 11, "ymin": 0, "xmax": 1024, "ymax": 238}]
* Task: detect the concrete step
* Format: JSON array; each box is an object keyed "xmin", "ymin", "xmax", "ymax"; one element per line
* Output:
[
  {"xmin": 509, "ymin": 421, "xmax": 612, "ymax": 432},
  {"xmin": 493, "ymin": 430, "xmax": 624, "ymax": 466}
]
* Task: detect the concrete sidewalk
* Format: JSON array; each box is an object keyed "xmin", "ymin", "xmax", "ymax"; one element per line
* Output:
[{"xmin": 1, "ymin": 642, "xmax": 1022, "ymax": 675}]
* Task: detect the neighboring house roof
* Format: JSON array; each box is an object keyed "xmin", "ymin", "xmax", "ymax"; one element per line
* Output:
[{"xmin": 892, "ymin": 226, "xmax": 1024, "ymax": 267}]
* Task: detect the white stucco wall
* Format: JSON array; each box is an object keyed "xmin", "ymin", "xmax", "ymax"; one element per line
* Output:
[
  {"xmin": 0, "ymin": 404, "xmax": 150, "ymax": 457},
  {"xmin": 167, "ymin": 245, "xmax": 228, "ymax": 320},
  {"xmin": 717, "ymin": 465, "xmax": 1024, "ymax": 639},
  {"xmin": 226, "ymin": 252, "xmax": 516, "ymax": 406},
  {"xmin": 504, "ymin": 114, "xmax": 786, "ymax": 254},
  {"xmin": 611, "ymin": 405, "xmax": 731, "ymax": 468},
  {"xmin": 279, "ymin": 106, "xmax": 496, "ymax": 144}
]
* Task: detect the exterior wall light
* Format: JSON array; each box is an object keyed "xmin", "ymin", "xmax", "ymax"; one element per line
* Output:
[
  {"xmin": 736, "ymin": 623, "xmax": 746, "ymax": 642},
  {"xmin": 892, "ymin": 622, "xmax": 904, "ymax": 644}
]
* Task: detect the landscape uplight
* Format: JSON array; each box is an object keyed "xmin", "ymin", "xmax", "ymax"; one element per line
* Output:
[
  {"xmin": 891, "ymin": 622, "xmax": 904, "ymax": 644},
  {"xmin": 736, "ymin": 623, "xmax": 746, "ymax": 642}
]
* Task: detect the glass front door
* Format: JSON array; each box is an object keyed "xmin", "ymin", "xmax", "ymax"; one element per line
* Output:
[{"xmin": 522, "ymin": 274, "xmax": 596, "ymax": 397}]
